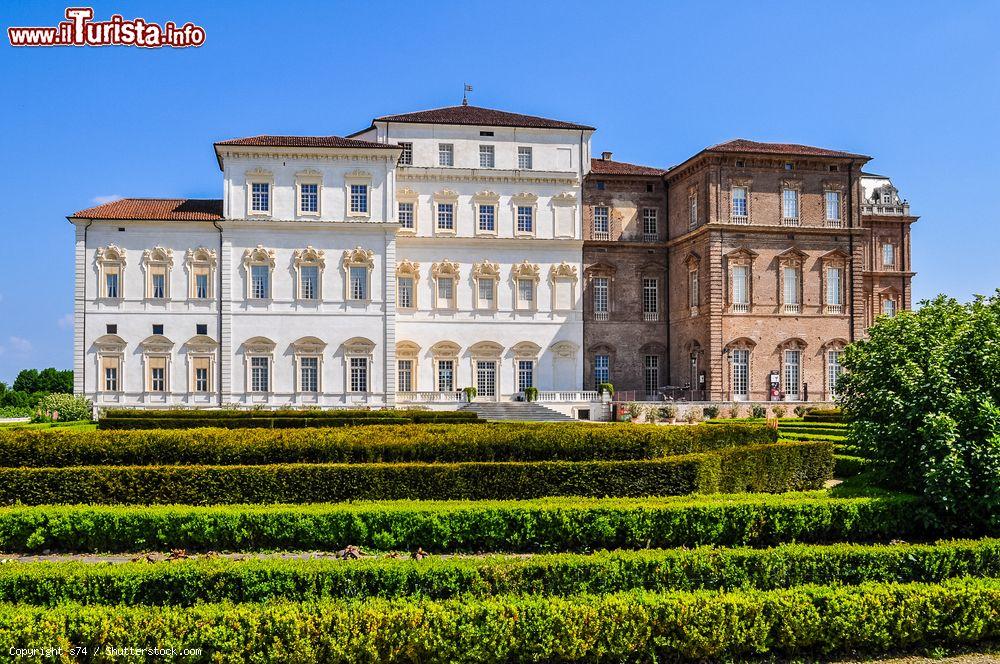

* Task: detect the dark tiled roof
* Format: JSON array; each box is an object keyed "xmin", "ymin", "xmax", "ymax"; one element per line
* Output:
[
  {"xmin": 708, "ymin": 139, "xmax": 870, "ymax": 160},
  {"xmin": 372, "ymin": 105, "xmax": 594, "ymax": 130},
  {"xmin": 71, "ymin": 198, "xmax": 223, "ymax": 221},
  {"xmin": 215, "ymin": 135, "xmax": 396, "ymax": 149},
  {"xmin": 590, "ymin": 158, "xmax": 667, "ymax": 176}
]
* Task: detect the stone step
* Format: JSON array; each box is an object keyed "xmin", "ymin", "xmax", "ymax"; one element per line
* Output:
[{"xmin": 459, "ymin": 401, "xmax": 575, "ymax": 422}]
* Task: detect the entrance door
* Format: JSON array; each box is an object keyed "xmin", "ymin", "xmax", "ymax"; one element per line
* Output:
[
  {"xmin": 732, "ymin": 349, "xmax": 749, "ymax": 401},
  {"xmin": 476, "ymin": 360, "xmax": 497, "ymax": 399},
  {"xmin": 783, "ymin": 350, "xmax": 801, "ymax": 400}
]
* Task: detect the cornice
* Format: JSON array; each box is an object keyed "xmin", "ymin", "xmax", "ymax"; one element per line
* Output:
[{"xmin": 397, "ymin": 167, "xmax": 578, "ymax": 185}]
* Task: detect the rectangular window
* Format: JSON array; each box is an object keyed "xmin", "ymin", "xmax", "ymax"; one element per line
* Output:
[
  {"xmin": 398, "ymin": 142, "xmax": 413, "ymax": 166},
  {"xmin": 152, "ymin": 324, "xmax": 164, "ymax": 336},
  {"xmin": 517, "ymin": 360, "xmax": 534, "ymax": 392},
  {"xmin": 250, "ymin": 356, "xmax": 269, "ymax": 392},
  {"xmin": 350, "ymin": 184, "xmax": 368, "ymax": 214},
  {"xmin": 194, "ymin": 357, "xmax": 210, "ymax": 393},
  {"xmin": 689, "ymin": 269, "xmax": 699, "ymax": 309},
  {"xmin": 300, "ymin": 357, "xmax": 318, "ymax": 393},
  {"xmin": 300, "ymin": 183, "xmax": 318, "ymax": 213},
  {"xmin": 783, "ymin": 267, "xmax": 800, "ymax": 312},
  {"xmin": 349, "ymin": 266, "xmax": 368, "ymax": 300},
  {"xmin": 102, "ymin": 357, "xmax": 119, "ymax": 392},
  {"xmin": 195, "ymin": 273, "xmax": 209, "ymax": 299},
  {"xmin": 642, "ymin": 208, "xmax": 658, "ymax": 240},
  {"xmin": 732, "ymin": 349, "xmax": 749, "ymax": 401},
  {"xmin": 516, "ymin": 206, "xmax": 533, "ymax": 233},
  {"xmin": 478, "ymin": 278, "xmax": 495, "ymax": 307},
  {"xmin": 479, "ymin": 144, "xmax": 495, "ymax": 168},
  {"xmin": 883, "ymin": 297, "xmax": 897, "ymax": 317},
  {"xmin": 251, "ymin": 265, "xmax": 270, "ymax": 299},
  {"xmin": 825, "ymin": 191, "xmax": 841, "ymax": 226},
  {"xmin": 437, "ymin": 203, "xmax": 454, "ymax": 230},
  {"xmin": 106, "ymin": 272, "xmax": 120, "ymax": 299},
  {"xmin": 732, "ymin": 187, "xmax": 748, "ymax": 222},
  {"xmin": 644, "ymin": 355, "xmax": 659, "ymax": 398},
  {"xmin": 594, "ymin": 354, "xmax": 609, "ymax": 386},
  {"xmin": 478, "ymin": 204, "xmax": 495, "ymax": 232},
  {"xmin": 783, "ymin": 350, "xmax": 801, "ymax": 400},
  {"xmin": 106, "ymin": 324, "xmax": 117, "ymax": 334},
  {"xmin": 518, "ymin": 278, "xmax": 534, "ymax": 309},
  {"xmin": 828, "ymin": 350, "xmax": 844, "ymax": 397},
  {"xmin": 149, "ymin": 357, "xmax": 166, "ymax": 393},
  {"xmin": 593, "ymin": 277, "xmax": 609, "ymax": 320},
  {"xmin": 300, "ymin": 265, "xmax": 319, "ymax": 300},
  {"xmin": 251, "ymin": 182, "xmax": 270, "ymax": 212},
  {"xmin": 398, "ymin": 202, "xmax": 414, "ymax": 229},
  {"xmin": 826, "ymin": 267, "xmax": 843, "ymax": 311},
  {"xmin": 398, "ymin": 276, "xmax": 413, "ymax": 309},
  {"xmin": 642, "ymin": 278, "xmax": 658, "ymax": 321},
  {"xmin": 349, "ymin": 357, "xmax": 368, "ymax": 392},
  {"xmin": 438, "ymin": 143, "xmax": 454, "ymax": 166},
  {"xmin": 593, "ymin": 206, "xmax": 610, "ymax": 238},
  {"xmin": 196, "ymin": 323, "xmax": 208, "ymax": 336},
  {"xmin": 476, "ymin": 360, "xmax": 497, "ymax": 398},
  {"xmin": 732, "ymin": 265, "xmax": 749, "ymax": 312},
  {"xmin": 151, "ymin": 272, "xmax": 166, "ymax": 299},
  {"xmin": 518, "ymin": 146, "xmax": 533, "ymax": 170},
  {"xmin": 882, "ymin": 243, "xmax": 895, "ymax": 269},
  {"xmin": 437, "ymin": 277, "xmax": 454, "ymax": 308},
  {"xmin": 689, "ymin": 195, "xmax": 698, "ymax": 229},
  {"xmin": 437, "ymin": 359, "xmax": 454, "ymax": 392},
  {"xmin": 782, "ymin": 188, "xmax": 799, "ymax": 224},
  {"xmin": 397, "ymin": 359, "xmax": 413, "ymax": 392}
]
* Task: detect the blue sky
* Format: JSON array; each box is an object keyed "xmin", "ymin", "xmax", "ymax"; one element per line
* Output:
[{"xmin": 0, "ymin": 0, "xmax": 997, "ymax": 383}]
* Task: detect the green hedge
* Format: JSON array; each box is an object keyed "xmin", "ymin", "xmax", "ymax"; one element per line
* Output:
[
  {"xmin": 4, "ymin": 539, "xmax": 999, "ymax": 606},
  {"xmin": 101, "ymin": 408, "xmax": 479, "ymax": 419},
  {"xmin": 0, "ymin": 422, "xmax": 778, "ymax": 467},
  {"xmin": 98, "ymin": 416, "xmax": 415, "ymax": 430},
  {"xmin": 98, "ymin": 408, "xmax": 480, "ymax": 429},
  {"xmin": 835, "ymin": 455, "xmax": 868, "ymax": 478},
  {"xmin": 0, "ymin": 493, "xmax": 922, "ymax": 553},
  {"xmin": 803, "ymin": 409, "xmax": 845, "ymax": 423},
  {"xmin": 717, "ymin": 441, "xmax": 833, "ymax": 493},
  {"xmin": 1, "ymin": 580, "xmax": 997, "ymax": 661}
]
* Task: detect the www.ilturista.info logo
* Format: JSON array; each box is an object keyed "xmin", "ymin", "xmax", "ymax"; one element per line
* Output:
[{"xmin": 8, "ymin": 7, "xmax": 205, "ymax": 48}]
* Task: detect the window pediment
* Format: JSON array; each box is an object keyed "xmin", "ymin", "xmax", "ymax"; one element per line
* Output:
[
  {"xmin": 725, "ymin": 337, "xmax": 757, "ymax": 351},
  {"xmin": 294, "ymin": 246, "xmax": 326, "ymax": 267},
  {"xmin": 472, "ymin": 190, "xmax": 500, "ymax": 203},
  {"xmin": 184, "ymin": 334, "xmax": 219, "ymax": 353},
  {"xmin": 186, "ymin": 247, "xmax": 217, "ymax": 267},
  {"xmin": 291, "ymin": 336, "xmax": 327, "ymax": 354},
  {"xmin": 397, "ymin": 187, "xmax": 419, "ymax": 202},
  {"xmin": 342, "ymin": 336, "xmax": 376, "ymax": 355},
  {"xmin": 551, "ymin": 192, "xmax": 577, "ymax": 206},
  {"xmin": 725, "ymin": 247, "xmax": 758, "ymax": 263},
  {"xmin": 430, "ymin": 340, "xmax": 461, "ymax": 358},
  {"xmin": 823, "ymin": 179, "xmax": 846, "ymax": 191},
  {"xmin": 511, "ymin": 260, "xmax": 541, "ymax": 281},
  {"xmin": 431, "ymin": 260, "xmax": 460, "ymax": 278},
  {"xmin": 345, "ymin": 169, "xmax": 372, "ymax": 181},
  {"xmin": 243, "ymin": 336, "xmax": 276, "ymax": 354},
  {"xmin": 511, "ymin": 192, "xmax": 539, "ymax": 203},
  {"xmin": 781, "ymin": 178, "xmax": 803, "ymax": 190},
  {"xmin": 397, "ymin": 259, "xmax": 421, "ymax": 277},
  {"xmin": 295, "ymin": 168, "xmax": 323, "ymax": 179},
  {"xmin": 142, "ymin": 247, "xmax": 173, "ymax": 266},
  {"xmin": 684, "ymin": 252, "xmax": 701, "ymax": 269},
  {"xmin": 343, "ymin": 247, "xmax": 374, "ymax": 267},
  {"xmin": 586, "ymin": 261, "xmax": 617, "ymax": 278},
  {"xmin": 549, "ymin": 262, "xmax": 578, "ymax": 281},
  {"xmin": 243, "ymin": 245, "xmax": 276, "ymax": 267},
  {"xmin": 469, "ymin": 341, "xmax": 504, "ymax": 358},
  {"xmin": 777, "ymin": 247, "xmax": 807, "ymax": 267},
  {"xmin": 549, "ymin": 340, "xmax": 579, "ymax": 358},
  {"xmin": 140, "ymin": 334, "xmax": 175, "ymax": 353},
  {"xmin": 512, "ymin": 341, "xmax": 542, "ymax": 358},
  {"xmin": 433, "ymin": 189, "xmax": 459, "ymax": 202},
  {"xmin": 821, "ymin": 338, "xmax": 848, "ymax": 351},
  {"xmin": 96, "ymin": 244, "xmax": 126, "ymax": 265},
  {"xmin": 777, "ymin": 337, "xmax": 807, "ymax": 351},
  {"xmin": 396, "ymin": 340, "xmax": 421, "ymax": 358},
  {"xmin": 472, "ymin": 260, "xmax": 500, "ymax": 279},
  {"xmin": 245, "ymin": 167, "xmax": 273, "ymax": 180},
  {"xmin": 820, "ymin": 248, "xmax": 850, "ymax": 263},
  {"xmin": 93, "ymin": 334, "xmax": 127, "ymax": 352}
]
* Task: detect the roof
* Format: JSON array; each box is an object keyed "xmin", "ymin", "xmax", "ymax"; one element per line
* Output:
[
  {"xmin": 589, "ymin": 158, "xmax": 667, "ymax": 177},
  {"xmin": 214, "ymin": 135, "xmax": 396, "ymax": 150},
  {"xmin": 369, "ymin": 104, "xmax": 594, "ymax": 131},
  {"xmin": 70, "ymin": 198, "xmax": 223, "ymax": 221},
  {"xmin": 707, "ymin": 139, "xmax": 870, "ymax": 160}
]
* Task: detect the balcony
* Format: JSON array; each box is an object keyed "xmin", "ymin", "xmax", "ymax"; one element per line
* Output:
[
  {"xmin": 731, "ymin": 215, "xmax": 749, "ymax": 225},
  {"xmin": 827, "ymin": 304, "xmax": 843, "ymax": 314},
  {"xmin": 397, "ymin": 391, "xmax": 464, "ymax": 403},
  {"xmin": 825, "ymin": 219, "xmax": 844, "ymax": 228},
  {"xmin": 642, "ymin": 232, "xmax": 658, "ymax": 242},
  {"xmin": 594, "ymin": 310, "xmax": 609, "ymax": 322},
  {"xmin": 732, "ymin": 302, "xmax": 750, "ymax": 314},
  {"xmin": 593, "ymin": 230, "xmax": 610, "ymax": 241},
  {"xmin": 781, "ymin": 218, "xmax": 800, "ymax": 227},
  {"xmin": 863, "ymin": 202, "xmax": 910, "ymax": 216},
  {"xmin": 783, "ymin": 303, "xmax": 801, "ymax": 314},
  {"xmin": 643, "ymin": 311, "xmax": 659, "ymax": 322}
]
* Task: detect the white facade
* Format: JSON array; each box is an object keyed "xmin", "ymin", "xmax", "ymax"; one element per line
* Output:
[{"xmin": 71, "ymin": 106, "xmax": 595, "ymax": 408}]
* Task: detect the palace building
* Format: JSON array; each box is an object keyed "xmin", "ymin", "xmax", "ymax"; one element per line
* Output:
[{"xmin": 69, "ymin": 103, "xmax": 916, "ymax": 412}]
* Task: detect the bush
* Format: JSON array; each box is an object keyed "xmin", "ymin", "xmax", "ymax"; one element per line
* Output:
[
  {"xmin": 724, "ymin": 405, "xmax": 743, "ymax": 419},
  {"xmin": 751, "ymin": 404, "xmax": 766, "ymax": 418},
  {"xmin": 101, "ymin": 408, "xmax": 478, "ymax": 420},
  {"xmin": 4, "ymin": 539, "xmax": 1000, "ymax": 606},
  {"xmin": 0, "ymin": 493, "xmax": 922, "ymax": 553},
  {"xmin": 2, "ymin": 579, "xmax": 997, "ymax": 661},
  {"xmin": 703, "ymin": 405, "xmax": 720, "ymax": 419},
  {"xmin": 684, "ymin": 408, "xmax": 702, "ymax": 424},
  {"xmin": 838, "ymin": 293, "xmax": 1000, "ymax": 531},
  {"xmin": 835, "ymin": 455, "xmax": 868, "ymax": 478},
  {"xmin": 660, "ymin": 405, "xmax": 678, "ymax": 421},
  {"xmin": 0, "ymin": 390, "xmax": 31, "ymax": 409},
  {"xmin": 597, "ymin": 382, "xmax": 614, "ymax": 397},
  {"xmin": 0, "ymin": 422, "xmax": 778, "ymax": 467},
  {"xmin": 794, "ymin": 405, "xmax": 810, "ymax": 417},
  {"xmin": 0, "ymin": 407, "xmax": 31, "ymax": 419},
  {"xmin": 772, "ymin": 404, "xmax": 787, "ymax": 418},
  {"xmin": 803, "ymin": 407, "xmax": 844, "ymax": 423},
  {"xmin": 32, "ymin": 393, "xmax": 92, "ymax": 422},
  {"xmin": 99, "ymin": 416, "xmax": 414, "ymax": 430},
  {"xmin": 716, "ymin": 441, "xmax": 833, "ymax": 493}
]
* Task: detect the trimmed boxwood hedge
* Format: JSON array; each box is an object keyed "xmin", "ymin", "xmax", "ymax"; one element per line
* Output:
[
  {"xmin": 1, "ymin": 579, "xmax": 997, "ymax": 661},
  {"xmin": 98, "ymin": 416, "xmax": 416, "ymax": 429},
  {"xmin": 0, "ymin": 493, "xmax": 922, "ymax": 553},
  {"xmin": 0, "ymin": 422, "xmax": 779, "ymax": 467},
  {"xmin": 102, "ymin": 408, "xmax": 480, "ymax": 419},
  {"xmin": 98, "ymin": 408, "xmax": 480, "ymax": 430},
  {"xmin": 3, "ymin": 539, "xmax": 999, "ymax": 606}
]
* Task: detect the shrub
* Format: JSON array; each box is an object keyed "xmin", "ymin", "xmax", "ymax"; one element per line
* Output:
[
  {"xmin": 703, "ymin": 405, "xmax": 720, "ymax": 419},
  {"xmin": 523, "ymin": 387, "xmax": 538, "ymax": 402},
  {"xmin": 772, "ymin": 404, "xmax": 787, "ymax": 418},
  {"xmin": 34, "ymin": 393, "xmax": 92, "ymax": 422},
  {"xmin": 644, "ymin": 406, "xmax": 659, "ymax": 423},
  {"xmin": 794, "ymin": 405, "xmax": 810, "ymax": 418},
  {"xmin": 684, "ymin": 408, "xmax": 702, "ymax": 424},
  {"xmin": 838, "ymin": 293, "xmax": 1000, "ymax": 531},
  {"xmin": 626, "ymin": 402, "xmax": 642, "ymax": 421},
  {"xmin": 716, "ymin": 441, "xmax": 833, "ymax": 493},
  {"xmin": 0, "ymin": 390, "xmax": 31, "ymax": 409},
  {"xmin": 660, "ymin": 405, "xmax": 678, "ymax": 421},
  {"xmin": 0, "ymin": 407, "xmax": 31, "ymax": 419},
  {"xmin": 751, "ymin": 404, "xmax": 766, "ymax": 419},
  {"xmin": 803, "ymin": 407, "xmax": 844, "ymax": 423},
  {"xmin": 834, "ymin": 455, "xmax": 868, "ymax": 478},
  {"xmin": 725, "ymin": 405, "xmax": 743, "ymax": 419},
  {"xmin": 597, "ymin": 382, "xmax": 614, "ymax": 397},
  {"xmin": 461, "ymin": 387, "xmax": 477, "ymax": 402},
  {"xmin": 0, "ymin": 493, "xmax": 922, "ymax": 553},
  {"xmin": 99, "ymin": 416, "xmax": 414, "ymax": 430}
]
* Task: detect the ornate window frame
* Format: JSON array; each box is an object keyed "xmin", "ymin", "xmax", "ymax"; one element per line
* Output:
[
  {"xmin": 551, "ymin": 192, "xmax": 578, "ymax": 239},
  {"xmin": 430, "ymin": 341, "xmax": 461, "ymax": 392},
  {"xmin": 94, "ymin": 334, "xmax": 127, "ymax": 394},
  {"xmin": 586, "ymin": 262, "xmax": 616, "ymax": 320},
  {"xmin": 345, "ymin": 169, "xmax": 372, "ymax": 220},
  {"xmin": 431, "ymin": 259, "xmax": 460, "ymax": 310},
  {"xmin": 729, "ymin": 176, "xmax": 752, "ymax": 224},
  {"xmin": 342, "ymin": 336, "xmax": 376, "ymax": 393},
  {"xmin": 725, "ymin": 247, "xmax": 757, "ymax": 313},
  {"xmin": 471, "ymin": 260, "xmax": 500, "ymax": 311},
  {"xmin": 142, "ymin": 247, "xmax": 173, "ymax": 301},
  {"xmin": 636, "ymin": 263, "xmax": 661, "ymax": 322},
  {"xmin": 511, "ymin": 260, "xmax": 541, "ymax": 312},
  {"xmin": 295, "ymin": 169, "xmax": 323, "ymax": 218},
  {"xmin": 823, "ymin": 180, "xmax": 845, "ymax": 228},
  {"xmin": 778, "ymin": 337, "xmax": 807, "ymax": 400},
  {"xmin": 820, "ymin": 249, "xmax": 849, "ymax": 315},
  {"xmin": 245, "ymin": 167, "xmax": 273, "ymax": 218},
  {"xmin": 472, "ymin": 190, "xmax": 500, "ymax": 237},
  {"xmin": 293, "ymin": 246, "xmax": 325, "ymax": 302},
  {"xmin": 549, "ymin": 262, "xmax": 578, "ymax": 312},
  {"xmin": 242, "ymin": 245, "xmax": 276, "ymax": 301},
  {"xmin": 777, "ymin": 247, "xmax": 807, "ymax": 314},
  {"xmin": 185, "ymin": 247, "xmax": 217, "ymax": 300},
  {"xmin": 342, "ymin": 247, "xmax": 374, "ymax": 303},
  {"xmin": 781, "ymin": 179, "xmax": 802, "ymax": 226},
  {"xmin": 724, "ymin": 337, "xmax": 757, "ymax": 402},
  {"xmin": 512, "ymin": 341, "xmax": 542, "ymax": 393},
  {"xmin": 512, "ymin": 192, "xmax": 538, "ymax": 238},
  {"xmin": 243, "ymin": 336, "xmax": 276, "ymax": 395},
  {"xmin": 139, "ymin": 333, "xmax": 174, "ymax": 395},
  {"xmin": 396, "ymin": 259, "xmax": 420, "ymax": 311},
  {"xmin": 395, "ymin": 340, "xmax": 421, "ymax": 393},
  {"xmin": 184, "ymin": 334, "xmax": 218, "ymax": 395},
  {"xmin": 433, "ymin": 189, "xmax": 459, "ymax": 236},
  {"xmin": 822, "ymin": 338, "xmax": 848, "ymax": 399},
  {"xmin": 396, "ymin": 188, "xmax": 419, "ymax": 234},
  {"xmin": 469, "ymin": 341, "xmax": 504, "ymax": 400},
  {"xmin": 291, "ymin": 336, "xmax": 327, "ymax": 395},
  {"xmin": 685, "ymin": 253, "xmax": 700, "ymax": 316},
  {"xmin": 96, "ymin": 244, "xmax": 126, "ymax": 301}
]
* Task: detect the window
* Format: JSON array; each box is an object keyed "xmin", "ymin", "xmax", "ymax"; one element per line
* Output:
[
  {"xmin": 882, "ymin": 243, "xmax": 895, "ymax": 269},
  {"xmin": 397, "ymin": 359, "xmax": 413, "ymax": 392},
  {"xmin": 644, "ymin": 355, "xmax": 659, "ymax": 398},
  {"xmin": 688, "ymin": 268, "xmax": 699, "ymax": 311},
  {"xmin": 148, "ymin": 357, "xmax": 166, "ymax": 393},
  {"xmin": 518, "ymin": 146, "xmax": 533, "ymax": 170},
  {"xmin": 437, "ymin": 277, "xmax": 454, "ymax": 308},
  {"xmin": 784, "ymin": 162, "xmax": 794, "ymax": 171},
  {"xmin": 783, "ymin": 266, "xmax": 800, "ymax": 313},
  {"xmin": 349, "ymin": 266, "xmax": 368, "ymax": 301},
  {"xmin": 398, "ymin": 142, "xmax": 413, "ymax": 166},
  {"xmin": 594, "ymin": 354, "xmax": 609, "ymax": 386},
  {"xmin": 438, "ymin": 143, "xmax": 454, "ymax": 166},
  {"xmin": 250, "ymin": 182, "xmax": 270, "ymax": 213},
  {"xmin": 478, "ymin": 278, "xmax": 495, "ymax": 308},
  {"xmin": 479, "ymin": 144, "xmax": 494, "ymax": 168},
  {"xmin": 196, "ymin": 323, "xmax": 208, "ymax": 336},
  {"xmin": 187, "ymin": 247, "xmax": 216, "ymax": 300},
  {"xmin": 593, "ymin": 277, "xmax": 609, "ymax": 320},
  {"xmin": 642, "ymin": 278, "xmax": 658, "ymax": 321},
  {"xmin": 106, "ymin": 271, "xmax": 120, "ymax": 299},
  {"xmin": 642, "ymin": 208, "xmax": 658, "ymax": 240},
  {"xmin": 398, "ymin": 276, "xmax": 414, "ymax": 309},
  {"xmin": 251, "ymin": 265, "xmax": 270, "ymax": 299},
  {"xmin": 782, "ymin": 188, "xmax": 799, "ymax": 225},
  {"xmin": 102, "ymin": 356, "xmax": 120, "ymax": 392},
  {"xmin": 826, "ymin": 266, "xmax": 843, "ymax": 313},
  {"xmin": 825, "ymin": 191, "xmax": 841, "ymax": 226},
  {"xmin": 883, "ymin": 297, "xmax": 897, "ymax": 317},
  {"xmin": 106, "ymin": 324, "xmax": 117, "ymax": 334},
  {"xmin": 300, "ymin": 265, "xmax": 319, "ymax": 300},
  {"xmin": 151, "ymin": 273, "xmax": 165, "ymax": 299},
  {"xmin": 398, "ymin": 202, "xmax": 414, "ymax": 230},
  {"xmin": 517, "ymin": 278, "xmax": 534, "ymax": 310},
  {"xmin": 828, "ymin": 350, "xmax": 844, "ymax": 397},
  {"xmin": 783, "ymin": 349, "xmax": 801, "ymax": 400},
  {"xmin": 478, "ymin": 204, "xmax": 495, "ymax": 232},
  {"xmin": 349, "ymin": 357, "xmax": 368, "ymax": 392},
  {"xmin": 731, "ymin": 265, "xmax": 749, "ymax": 312},
  {"xmin": 193, "ymin": 356, "xmax": 211, "ymax": 393},
  {"xmin": 299, "ymin": 183, "xmax": 319, "ymax": 215},
  {"xmin": 299, "ymin": 356, "xmax": 318, "ymax": 393},
  {"xmin": 437, "ymin": 203, "xmax": 454, "ymax": 231},
  {"xmin": 143, "ymin": 247, "xmax": 172, "ymax": 301},
  {"xmin": 432, "ymin": 261, "xmax": 459, "ymax": 309},
  {"xmin": 646, "ymin": 183, "xmax": 654, "ymax": 193},
  {"xmin": 476, "ymin": 360, "xmax": 497, "ymax": 398},
  {"xmin": 688, "ymin": 193, "xmax": 698, "ymax": 229},
  {"xmin": 152, "ymin": 324, "xmax": 164, "ymax": 335},
  {"xmin": 350, "ymin": 184, "xmax": 368, "ymax": 214},
  {"xmin": 480, "ymin": 130, "xmax": 494, "ymax": 136},
  {"xmin": 437, "ymin": 359, "xmax": 454, "ymax": 392},
  {"xmin": 595, "ymin": 181, "xmax": 605, "ymax": 190},
  {"xmin": 195, "ymin": 274, "xmax": 209, "ymax": 299},
  {"xmin": 517, "ymin": 360, "xmax": 534, "ymax": 392},
  {"xmin": 250, "ymin": 356, "xmax": 269, "ymax": 392},
  {"xmin": 732, "ymin": 187, "xmax": 748, "ymax": 223},
  {"xmin": 593, "ymin": 206, "xmax": 609, "ymax": 239},
  {"xmin": 516, "ymin": 206, "xmax": 533, "ymax": 234},
  {"xmin": 731, "ymin": 348, "xmax": 749, "ymax": 401}
]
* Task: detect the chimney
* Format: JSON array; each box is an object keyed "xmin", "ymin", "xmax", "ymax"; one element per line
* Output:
[{"xmin": 601, "ymin": 151, "xmax": 613, "ymax": 161}]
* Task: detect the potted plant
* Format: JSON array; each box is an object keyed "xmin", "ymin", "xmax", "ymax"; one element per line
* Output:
[
  {"xmin": 626, "ymin": 402, "xmax": 642, "ymax": 422},
  {"xmin": 751, "ymin": 404, "xmax": 766, "ymax": 419},
  {"xmin": 703, "ymin": 405, "xmax": 720, "ymax": 419},
  {"xmin": 684, "ymin": 408, "xmax": 703, "ymax": 424},
  {"xmin": 645, "ymin": 405, "xmax": 660, "ymax": 424},
  {"xmin": 462, "ymin": 386, "xmax": 477, "ymax": 402},
  {"xmin": 524, "ymin": 386, "xmax": 539, "ymax": 403},
  {"xmin": 772, "ymin": 404, "xmax": 787, "ymax": 418},
  {"xmin": 660, "ymin": 404, "xmax": 678, "ymax": 423},
  {"xmin": 597, "ymin": 382, "xmax": 615, "ymax": 399}
]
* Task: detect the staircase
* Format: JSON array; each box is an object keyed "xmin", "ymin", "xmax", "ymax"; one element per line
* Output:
[{"xmin": 459, "ymin": 401, "xmax": 576, "ymax": 422}]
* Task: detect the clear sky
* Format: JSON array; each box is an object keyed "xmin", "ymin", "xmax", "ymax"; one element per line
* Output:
[{"xmin": 0, "ymin": 0, "xmax": 997, "ymax": 383}]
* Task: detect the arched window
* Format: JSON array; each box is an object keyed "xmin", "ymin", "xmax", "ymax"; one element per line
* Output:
[
  {"xmin": 95, "ymin": 245, "xmax": 126, "ymax": 300},
  {"xmin": 142, "ymin": 247, "xmax": 173, "ymax": 301},
  {"xmin": 242, "ymin": 245, "xmax": 275, "ymax": 301},
  {"xmin": 430, "ymin": 341, "xmax": 461, "ymax": 392},
  {"xmin": 293, "ymin": 247, "xmax": 325, "ymax": 302},
  {"xmin": 471, "ymin": 260, "xmax": 500, "ymax": 311},
  {"xmin": 185, "ymin": 247, "xmax": 217, "ymax": 300},
  {"xmin": 342, "ymin": 247, "xmax": 374, "ymax": 302},
  {"xmin": 511, "ymin": 260, "xmax": 540, "ymax": 312}
]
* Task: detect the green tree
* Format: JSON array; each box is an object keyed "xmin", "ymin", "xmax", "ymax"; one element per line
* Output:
[
  {"xmin": 36, "ymin": 368, "xmax": 73, "ymax": 393},
  {"xmin": 837, "ymin": 293, "xmax": 1000, "ymax": 531},
  {"xmin": 12, "ymin": 369, "xmax": 39, "ymax": 393}
]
